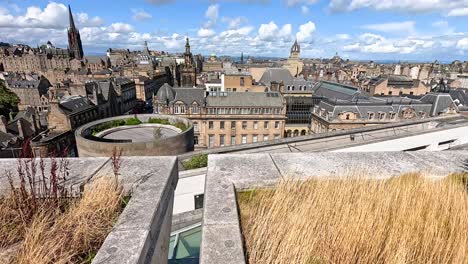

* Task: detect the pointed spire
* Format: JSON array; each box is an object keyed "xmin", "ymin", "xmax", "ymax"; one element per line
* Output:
[{"xmin": 68, "ymin": 5, "xmax": 76, "ymax": 30}]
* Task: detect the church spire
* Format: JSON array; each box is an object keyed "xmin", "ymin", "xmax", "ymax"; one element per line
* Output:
[
  {"xmin": 68, "ymin": 5, "xmax": 76, "ymax": 30},
  {"xmin": 67, "ymin": 5, "xmax": 84, "ymax": 60}
]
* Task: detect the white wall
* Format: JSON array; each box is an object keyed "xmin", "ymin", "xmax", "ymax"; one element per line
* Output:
[
  {"xmin": 333, "ymin": 126, "xmax": 468, "ymax": 152},
  {"xmin": 173, "ymin": 169, "xmax": 206, "ymax": 214}
]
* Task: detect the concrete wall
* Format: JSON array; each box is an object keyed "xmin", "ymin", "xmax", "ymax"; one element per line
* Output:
[
  {"xmin": 335, "ymin": 125, "xmax": 468, "ymax": 152},
  {"xmin": 0, "ymin": 156, "xmax": 179, "ymax": 264},
  {"xmin": 75, "ymin": 114, "xmax": 194, "ymax": 157},
  {"xmin": 174, "ymin": 168, "xmax": 206, "ymax": 214}
]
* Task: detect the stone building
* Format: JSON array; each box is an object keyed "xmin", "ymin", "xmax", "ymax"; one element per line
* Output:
[
  {"xmin": 362, "ymin": 75, "xmax": 430, "ymax": 96},
  {"xmin": 154, "ymin": 84, "xmax": 286, "ymax": 149},
  {"xmin": 0, "ymin": 5, "xmax": 84, "ymax": 73},
  {"xmin": 178, "ymin": 38, "xmax": 196, "ymax": 87},
  {"xmin": 203, "ymin": 54, "xmax": 223, "ymax": 72},
  {"xmin": 283, "ymin": 40, "xmax": 304, "ymax": 77},
  {"xmin": 107, "ymin": 48, "xmax": 132, "ymax": 67},
  {"xmin": 6, "ymin": 77, "xmax": 52, "ymax": 112},
  {"xmin": 222, "ymin": 72, "xmax": 265, "ymax": 92},
  {"xmin": 310, "ymin": 81, "xmax": 458, "ymax": 134}
]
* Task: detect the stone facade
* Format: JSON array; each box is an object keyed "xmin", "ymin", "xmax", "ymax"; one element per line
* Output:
[
  {"xmin": 178, "ymin": 38, "xmax": 196, "ymax": 87},
  {"xmin": 154, "ymin": 85, "xmax": 286, "ymax": 149},
  {"xmin": 6, "ymin": 77, "xmax": 51, "ymax": 112},
  {"xmin": 362, "ymin": 75, "xmax": 430, "ymax": 96}
]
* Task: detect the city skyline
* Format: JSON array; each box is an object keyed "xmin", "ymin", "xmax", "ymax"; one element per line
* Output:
[{"xmin": 0, "ymin": 0, "xmax": 467, "ymax": 61}]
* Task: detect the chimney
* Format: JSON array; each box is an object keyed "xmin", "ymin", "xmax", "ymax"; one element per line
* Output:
[
  {"xmin": 17, "ymin": 119, "xmax": 24, "ymax": 139},
  {"xmin": 0, "ymin": 115, "xmax": 7, "ymax": 133}
]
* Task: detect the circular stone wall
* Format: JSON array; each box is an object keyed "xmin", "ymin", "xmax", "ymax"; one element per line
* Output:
[{"xmin": 75, "ymin": 114, "xmax": 194, "ymax": 157}]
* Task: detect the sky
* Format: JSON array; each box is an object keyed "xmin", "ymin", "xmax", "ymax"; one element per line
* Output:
[{"xmin": 0, "ymin": 0, "xmax": 467, "ymax": 61}]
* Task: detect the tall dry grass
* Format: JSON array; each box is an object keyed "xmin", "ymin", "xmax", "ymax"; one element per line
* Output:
[
  {"xmin": 11, "ymin": 177, "xmax": 123, "ymax": 264},
  {"xmin": 238, "ymin": 173, "xmax": 468, "ymax": 264}
]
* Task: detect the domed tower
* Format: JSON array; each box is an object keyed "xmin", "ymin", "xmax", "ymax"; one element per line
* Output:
[{"xmin": 290, "ymin": 39, "xmax": 300, "ymax": 59}]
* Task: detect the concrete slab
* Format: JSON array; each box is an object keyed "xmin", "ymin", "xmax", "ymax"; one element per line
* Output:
[{"xmin": 200, "ymin": 224, "xmax": 246, "ymax": 264}]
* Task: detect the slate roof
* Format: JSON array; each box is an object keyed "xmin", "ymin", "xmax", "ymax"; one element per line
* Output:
[
  {"xmin": 283, "ymin": 77, "xmax": 315, "ymax": 93},
  {"xmin": 259, "ymin": 68, "xmax": 293, "ymax": 86},
  {"xmin": 450, "ymin": 89, "xmax": 468, "ymax": 107},
  {"xmin": 420, "ymin": 93, "xmax": 458, "ymax": 116},
  {"xmin": 59, "ymin": 96, "xmax": 95, "ymax": 115},
  {"xmin": 172, "ymin": 88, "xmax": 206, "ymax": 105},
  {"xmin": 316, "ymin": 97, "xmax": 433, "ymax": 120},
  {"xmin": 206, "ymin": 92, "xmax": 283, "ymax": 107},
  {"xmin": 86, "ymin": 56, "xmax": 107, "ymax": 64},
  {"xmin": 155, "ymin": 83, "xmax": 176, "ymax": 103},
  {"xmin": 312, "ymin": 81, "xmax": 363, "ymax": 100},
  {"xmin": 0, "ymin": 131, "xmax": 17, "ymax": 148}
]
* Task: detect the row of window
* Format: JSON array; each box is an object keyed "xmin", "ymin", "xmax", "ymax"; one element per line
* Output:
[
  {"xmin": 286, "ymin": 85, "xmax": 310, "ymax": 91},
  {"xmin": 205, "ymin": 120, "xmax": 281, "ymax": 130},
  {"xmin": 206, "ymin": 107, "xmax": 282, "ymax": 115},
  {"xmin": 204, "ymin": 134, "xmax": 281, "ymax": 147}
]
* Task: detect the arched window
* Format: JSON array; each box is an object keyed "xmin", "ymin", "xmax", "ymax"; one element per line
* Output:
[{"xmin": 346, "ymin": 114, "xmax": 350, "ymax": 120}]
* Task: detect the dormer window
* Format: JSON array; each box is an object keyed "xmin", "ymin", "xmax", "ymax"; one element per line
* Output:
[
  {"xmin": 368, "ymin": 112, "xmax": 375, "ymax": 120},
  {"xmin": 378, "ymin": 112, "xmax": 386, "ymax": 120}
]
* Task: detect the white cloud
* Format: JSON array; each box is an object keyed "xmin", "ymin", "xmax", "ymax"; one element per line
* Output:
[
  {"xmin": 301, "ymin": 5, "xmax": 310, "ymax": 14},
  {"xmin": 285, "ymin": 0, "xmax": 318, "ymax": 7},
  {"xmin": 0, "ymin": 2, "xmax": 103, "ymax": 29},
  {"xmin": 108, "ymin": 23, "xmax": 134, "ymax": 33},
  {"xmin": 220, "ymin": 26, "xmax": 254, "ymax": 37},
  {"xmin": 336, "ymin": 33, "xmax": 350, "ymax": 40},
  {"xmin": 258, "ymin": 21, "xmax": 292, "ymax": 41},
  {"xmin": 448, "ymin": 7, "xmax": 468, "ymax": 16},
  {"xmin": 131, "ymin": 8, "xmax": 152, "ymax": 21},
  {"xmin": 198, "ymin": 28, "xmax": 216, "ymax": 38},
  {"xmin": 362, "ymin": 21, "xmax": 415, "ymax": 35},
  {"xmin": 457, "ymin": 38, "xmax": 468, "ymax": 50},
  {"xmin": 330, "ymin": 0, "xmax": 468, "ymax": 14},
  {"xmin": 296, "ymin": 21, "xmax": 316, "ymax": 42},
  {"xmin": 222, "ymin": 16, "xmax": 247, "ymax": 29},
  {"xmin": 0, "ymin": 2, "xmax": 67, "ymax": 29},
  {"xmin": 341, "ymin": 32, "xmax": 450, "ymax": 54},
  {"xmin": 204, "ymin": 4, "xmax": 219, "ymax": 28},
  {"xmin": 77, "ymin": 13, "xmax": 104, "ymax": 27}
]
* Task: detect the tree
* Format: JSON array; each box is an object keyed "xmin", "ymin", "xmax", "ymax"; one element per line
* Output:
[{"xmin": 0, "ymin": 80, "xmax": 19, "ymax": 119}]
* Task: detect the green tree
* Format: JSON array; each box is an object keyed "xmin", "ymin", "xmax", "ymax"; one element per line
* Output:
[{"xmin": 0, "ymin": 80, "xmax": 19, "ymax": 119}]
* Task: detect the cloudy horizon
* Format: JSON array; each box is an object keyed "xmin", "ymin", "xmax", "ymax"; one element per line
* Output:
[{"xmin": 0, "ymin": 0, "xmax": 467, "ymax": 62}]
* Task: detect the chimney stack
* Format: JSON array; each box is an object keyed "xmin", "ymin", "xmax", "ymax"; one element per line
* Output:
[
  {"xmin": 0, "ymin": 115, "xmax": 7, "ymax": 133},
  {"xmin": 17, "ymin": 119, "xmax": 24, "ymax": 139}
]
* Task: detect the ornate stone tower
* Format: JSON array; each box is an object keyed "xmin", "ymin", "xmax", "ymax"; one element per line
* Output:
[
  {"xmin": 290, "ymin": 39, "xmax": 300, "ymax": 59},
  {"xmin": 283, "ymin": 39, "xmax": 303, "ymax": 77},
  {"xmin": 178, "ymin": 37, "xmax": 196, "ymax": 87},
  {"xmin": 184, "ymin": 37, "xmax": 193, "ymax": 66},
  {"xmin": 67, "ymin": 5, "xmax": 84, "ymax": 60}
]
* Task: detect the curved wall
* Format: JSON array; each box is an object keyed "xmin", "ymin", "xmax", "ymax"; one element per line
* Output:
[{"xmin": 75, "ymin": 114, "xmax": 194, "ymax": 157}]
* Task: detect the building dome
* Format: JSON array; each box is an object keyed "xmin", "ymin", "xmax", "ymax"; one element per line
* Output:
[{"xmin": 156, "ymin": 83, "xmax": 175, "ymax": 104}]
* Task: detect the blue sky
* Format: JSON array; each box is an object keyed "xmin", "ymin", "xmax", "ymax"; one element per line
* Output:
[{"xmin": 0, "ymin": 0, "xmax": 467, "ymax": 61}]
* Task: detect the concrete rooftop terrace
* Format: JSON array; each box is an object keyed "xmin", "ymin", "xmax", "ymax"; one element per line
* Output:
[{"xmin": 1, "ymin": 151, "xmax": 468, "ymax": 263}]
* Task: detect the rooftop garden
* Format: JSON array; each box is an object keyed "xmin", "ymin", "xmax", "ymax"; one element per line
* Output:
[
  {"xmin": 238, "ymin": 173, "xmax": 468, "ymax": 264},
  {"xmin": 90, "ymin": 116, "xmax": 189, "ymax": 136},
  {"xmin": 182, "ymin": 154, "xmax": 208, "ymax": 170},
  {"xmin": 0, "ymin": 151, "xmax": 125, "ymax": 263}
]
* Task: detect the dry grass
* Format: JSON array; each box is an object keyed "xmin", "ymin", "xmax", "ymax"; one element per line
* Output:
[
  {"xmin": 0, "ymin": 177, "xmax": 123, "ymax": 264},
  {"xmin": 238, "ymin": 173, "xmax": 468, "ymax": 264}
]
